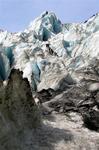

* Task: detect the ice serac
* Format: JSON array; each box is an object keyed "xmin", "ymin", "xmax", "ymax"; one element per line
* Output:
[
  {"xmin": 0, "ymin": 11, "xmax": 99, "ymax": 92},
  {"xmin": 25, "ymin": 11, "xmax": 62, "ymax": 41},
  {"xmin": 0, "ymin": 52, "xmax": 10, "ymax": 80}
]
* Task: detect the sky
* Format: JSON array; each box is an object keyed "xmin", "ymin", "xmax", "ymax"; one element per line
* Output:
[{"xmin": 0, "ymin": 0, "xmax": 99, "ymax": 32}]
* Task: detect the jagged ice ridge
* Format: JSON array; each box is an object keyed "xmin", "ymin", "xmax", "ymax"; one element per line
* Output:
[{"xmin": 0, "ymin": 11, "xmax": 99, "ymax": 92}]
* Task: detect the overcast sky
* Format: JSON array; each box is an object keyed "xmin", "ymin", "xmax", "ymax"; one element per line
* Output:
[{"xmin": 0, "ymin": 0, "xmax": 99, "ymax": 32}]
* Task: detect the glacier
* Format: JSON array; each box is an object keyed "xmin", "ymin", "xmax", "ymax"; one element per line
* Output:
[
  {"xmin": 0, "ymin": 11, "xmax": 99, "ymax": 91},
  {"xmin": 0, "ymin": 11, "xmax": 99, "ymax": 150}
]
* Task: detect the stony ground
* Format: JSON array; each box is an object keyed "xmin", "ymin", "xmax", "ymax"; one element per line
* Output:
[
  {"xmin": 0, "ymin": 68, "xmax": 99, "ymax": 150},
  {"xmin": 32, "ymin": 111, "xmax": 99, "ymax": 150}
]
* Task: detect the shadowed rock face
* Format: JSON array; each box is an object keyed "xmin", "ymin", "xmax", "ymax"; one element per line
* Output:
[{"xmin": 0, "ymin": 69, "xmax": 40, "ymax": 150}]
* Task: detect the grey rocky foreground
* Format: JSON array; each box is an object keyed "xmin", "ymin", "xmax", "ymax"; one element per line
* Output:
[{"xmin": 0, "ymin": 69, "xmax": 99, "ymax": 150}]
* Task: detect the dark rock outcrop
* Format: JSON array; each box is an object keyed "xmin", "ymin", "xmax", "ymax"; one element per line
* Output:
[
  {"xmin": 39, "ymin": 61, "xmax": 99, "ymax": 131},
  {"xmin": 0, "ymin": 69, "xmax": 40, "ymax": 150}
]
